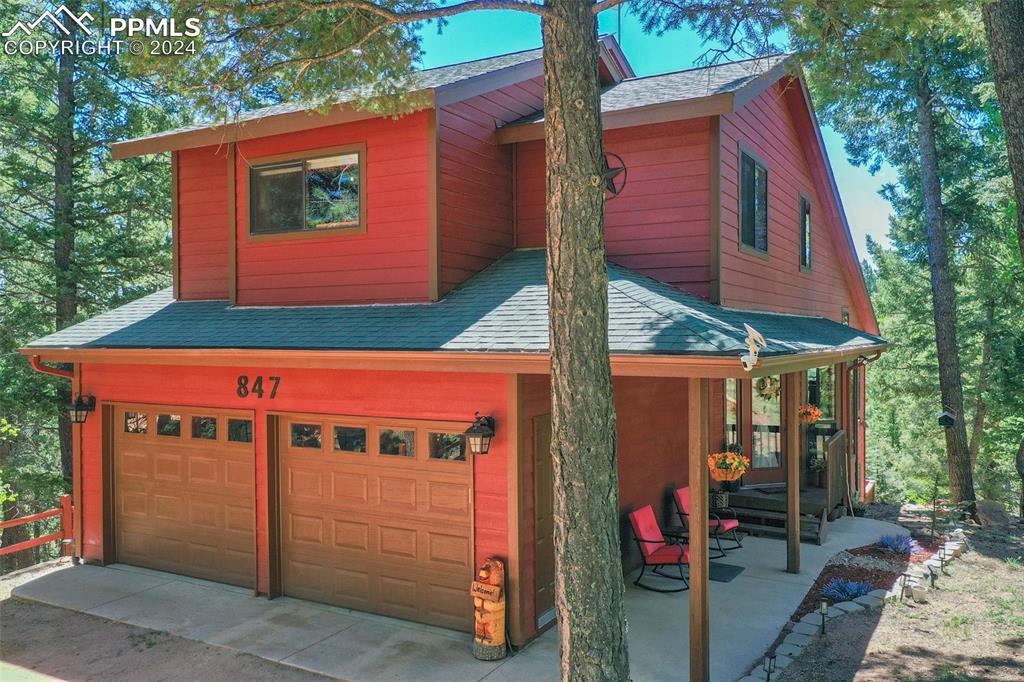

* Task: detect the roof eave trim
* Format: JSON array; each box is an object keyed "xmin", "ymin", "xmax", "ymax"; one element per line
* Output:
[
  {"xmin": 20, "ymin": 343, "xmax": 887, "ymax": 379},
  {"xmin": 433, "ymin": 57, "xmax": 544, "ymax": 106},
  {"xmin": 496, "ymin": 92, "xmax": 735, "ymax": 144},
  {"xmin": 111, "ymin": 90, "xmax": 438, "ymax": 160},
  {"xmin": 751, "ymin": 342, "xmax": 889, "ymax": 376}
]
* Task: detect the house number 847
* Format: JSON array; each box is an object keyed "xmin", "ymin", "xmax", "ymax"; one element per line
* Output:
[{"xmin": 237, "ymin": 375, "xmax": 280, "ymax": 399}]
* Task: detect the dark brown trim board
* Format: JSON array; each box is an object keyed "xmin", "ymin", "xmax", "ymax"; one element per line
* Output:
[
  {"xmin": 227, "ymin": 143, "xmax": 237, "ymax": 304},
  {"xmin": 708, "ymin": 116, "xmax": 722, "ymax": 304},
  {"xmin": 427, "ymin": 108, "xmax": 441, "ymax": 301},
  {"xmin": 100, "ymin": 402, "xmax": 115, "ymax": 564},
  {"xmin": 170, "ymin": 151, "xmax": 180, "ymax": 299},
  {"xmin": 506, "ymin": 374, "xmax": 527, "ymax": 645},
  {"xmin": 266, "ymin": 413, "xmax": 282, "ymax": 598}
]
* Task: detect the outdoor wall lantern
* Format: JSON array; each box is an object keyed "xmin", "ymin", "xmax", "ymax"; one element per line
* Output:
[
  {"xmin": 819, "ymin": 598, "xmax": 829, "ymax": 633},
  {"xmin": 937, "ymin": 409, "xmax": 957, "ymax": 429},
  {"xmin": 762, "ymin": 654, "xmax": 777, "ymax": 682},
  {"xmin": 67, "ymin": 394, "xmax": 96, "ymax": 424},
  {"xmin": 465, "ymin": 413, "xmax": 496, "ymax": 455}
]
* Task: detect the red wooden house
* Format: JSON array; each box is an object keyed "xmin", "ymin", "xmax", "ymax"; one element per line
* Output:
[{"xmin": 25, "ymin": 36, "xmax": 885, "ymax": 647}]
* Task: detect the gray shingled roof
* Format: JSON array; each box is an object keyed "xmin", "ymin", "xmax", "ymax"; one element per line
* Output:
[
  {"xmin": 27, "ymin": 250, "xmax": 884, "ymax": 357},
  {"xmin": 121, "ymin": 47, "xmax": 544, "ymax": 147},
  {"xmin": 504, "ymin": 54, "xmax": 790, "ymax": 126}
]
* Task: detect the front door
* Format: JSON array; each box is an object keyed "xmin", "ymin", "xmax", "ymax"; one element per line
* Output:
[
  {"xmin": 533, "ymin": 414, "xmax": 555, "ymax": 627},
  {"xmin": 742, "ymin": 376, "xmax": 786, "ymax": 485}
]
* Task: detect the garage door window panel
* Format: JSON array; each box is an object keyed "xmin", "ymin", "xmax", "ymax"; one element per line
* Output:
[
  {"xmin": 157, "ymin": 414, "xmax": 181, "ymax": 437},
  {"xmin": 428, "ymin": 433, "xmax": 466, "ymax": 462},
  {"xmin": 291, "ymin": 423, "xmax": 323, "ymax": 449},
  {"xmin": 333, "ymin": 425, "xmax": 367, "ymax": 454},
  {"xmin": 379, "ymin": 429, "xmax": 415, "ymax": 457},
  {"xmin": 192, "ymin": 416, "xmax": 218, "ymax": 440},
  {"xmin": 228, "ymin": 418, "xmax": 253, "ymax": 443},
  {"xmin": 125, "ymin": 411, "xmax": 148, "ymax": 434}
]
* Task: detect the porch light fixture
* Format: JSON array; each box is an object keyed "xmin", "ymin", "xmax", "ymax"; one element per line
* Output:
[
  {"xmin": 762, "ymin": 654, "xmax": 776, "ymax": 682},
  {"xmin": 819, "ymin": 598, "xmax": 829, "ymax": 633},
  {"xmin": 67, "ymin": 394, "xmax": 96, "ymax": 424},
  {"xmin": 465, "ymin": 413, "xmax": 495, "ymax": 455}
]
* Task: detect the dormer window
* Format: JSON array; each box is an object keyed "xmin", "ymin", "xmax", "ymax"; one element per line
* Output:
[{"xmin": 249, "ymin": 144, "xmax": 365, "ymax": 236}]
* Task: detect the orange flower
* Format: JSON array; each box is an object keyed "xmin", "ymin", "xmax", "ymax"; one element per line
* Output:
[
  {"xmin": 798, "ymin": 403, "xmax": 822, "ymax": 424},
  {"xmin": 707, "ymin": 452, "xmax": 751, "ymax": 481}
]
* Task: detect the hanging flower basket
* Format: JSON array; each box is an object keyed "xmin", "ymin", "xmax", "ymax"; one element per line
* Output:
[
  {"xmin": 707, "ymin": 451, "xmax": 751, "ymax": 482},
  {"xmin": 755, "ymin": 376, "xmax": 781, "ymax": 401},
  {"xmin": 798, "ymin": 403, "xmax": 823, "ymax": 425}
]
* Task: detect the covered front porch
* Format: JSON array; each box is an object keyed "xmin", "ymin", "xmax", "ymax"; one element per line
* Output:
[{"xmin": 8, "ymin": 515, "xmax": 904, "ymax": 682}]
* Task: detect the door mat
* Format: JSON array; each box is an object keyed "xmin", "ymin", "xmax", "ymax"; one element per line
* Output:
[{"xmin": 709, "ymin": 562, "xmax": 745, "ymax": 583}]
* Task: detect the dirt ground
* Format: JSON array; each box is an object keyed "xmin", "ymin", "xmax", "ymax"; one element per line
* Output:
[
  {"xmin": 778, "ymin": 509, "xmax": 1024, "ymax": 682},
  {"xmin": 0, "ymin": 598, "xmax": 330, "ymax": 682}
]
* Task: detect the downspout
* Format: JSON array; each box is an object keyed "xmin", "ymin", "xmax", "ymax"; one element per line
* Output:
[
  {"xmin": 29, "ymin": 355, "xmax": 74, "ymax": 379},
  {"xmin": 27, "ymin": 355, "xmax": 81, "ymax": 562}
]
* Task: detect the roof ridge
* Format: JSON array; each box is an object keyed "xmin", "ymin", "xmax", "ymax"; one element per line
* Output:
[
  {"xmin": 616, "ymin": 52, "xmax": 792, "ymax": 84},
  {"xmin": 417, "ymin": 45, "xmax": 542, "ymax": 74}
]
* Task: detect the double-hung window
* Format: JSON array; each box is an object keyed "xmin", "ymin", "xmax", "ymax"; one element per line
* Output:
[
  {"xmin": 249, "ymin": 146, "xmax": 364, "ymax": 236},
  {"xmin": 740, "ymin": 151, "xmax": 769, "ymax": 252}
]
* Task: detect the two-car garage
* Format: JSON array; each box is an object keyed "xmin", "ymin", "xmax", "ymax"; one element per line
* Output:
[{"xmin": 111, "ymin": 403, "xmax": 474, "ymax": 631}]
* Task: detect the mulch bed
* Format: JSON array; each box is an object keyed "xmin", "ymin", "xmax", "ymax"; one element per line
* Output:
[
  {"xmin": 847, "ymin": 540, "xmax": 940, "ymax": 565},
  {"xmin": 789, "ymin": 539, "xmax": 945, "ymax": 620},
  {"xmin": 790, "ymin": 560, "xmax": 902, "ymax": 620}
]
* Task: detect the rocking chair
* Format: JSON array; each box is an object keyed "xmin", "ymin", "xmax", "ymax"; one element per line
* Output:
[
  {"xmin": 674, "ymin": 485, "xmax": 743, "ymax": 559},
  {"xmin": 627, "ymin": 504, "xmax": 690, "ymax": 593}
]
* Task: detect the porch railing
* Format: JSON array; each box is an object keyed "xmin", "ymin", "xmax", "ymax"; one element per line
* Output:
[
  {"xmin": 0, "ymin": 495, "xmax": 73, "ymax": 558},
  {"xmin": 823, "ymin": 431, "xmax": 848, "ymax": 513}
]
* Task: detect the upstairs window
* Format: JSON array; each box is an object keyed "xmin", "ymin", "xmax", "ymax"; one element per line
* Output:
[
  {"xmin": 740, "ymin": 151, "xmax": 768, "ymax": 252},
  {"xmin": 799, "ymin": 196, "xmax": 812, "ymax": 269},
  {"xmin": 249, "ymin": 146, "xmax": 364, "ymax": 236}
]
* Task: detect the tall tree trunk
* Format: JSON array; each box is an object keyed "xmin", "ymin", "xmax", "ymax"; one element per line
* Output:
[
  {"xmin": 542, "ymin": 1, "xmax": 629, "ymax": 678},
  {"xmin": 54, "ymin": 4, "xmax": 79, "ymax": 487},
  {"xmin": 982, "ymin": 0, "xmax": 1024, "ymax": 262},
  {"xmin": 915, "ymin": 72, "xmax": 976, "ymax": 510},
  {"xmin": 967, "ymin": 298, "xmax": 994, "ymax": 470}
]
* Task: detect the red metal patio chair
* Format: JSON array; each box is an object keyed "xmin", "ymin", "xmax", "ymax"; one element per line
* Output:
[
  {"xmin": 674, "ymin": 485, "xmax": 743, "ymax": 559},
  {"xmin": 627, "ymin": 504, "xmax": 690, "ymax": 593}
]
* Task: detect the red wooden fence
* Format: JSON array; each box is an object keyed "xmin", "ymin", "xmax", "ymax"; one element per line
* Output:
[{"xmin": 0, "ymin": 495, "xmax": 73, "ymax": 557}]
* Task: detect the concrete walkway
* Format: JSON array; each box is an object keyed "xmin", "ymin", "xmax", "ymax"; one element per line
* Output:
[{"xmin": 8, "ymin": 516, "xmax": 904, "ymax": 682}]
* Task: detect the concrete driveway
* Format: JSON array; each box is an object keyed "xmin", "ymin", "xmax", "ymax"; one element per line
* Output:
[{"xmin": 6, "ymin": 516, "xmax": 904, "ymax": 682}]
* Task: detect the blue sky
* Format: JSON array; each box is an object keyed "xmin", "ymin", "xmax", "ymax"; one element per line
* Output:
[{"xmin": 416, "ymin": 9, "xmax": 897, "ymax": 262}]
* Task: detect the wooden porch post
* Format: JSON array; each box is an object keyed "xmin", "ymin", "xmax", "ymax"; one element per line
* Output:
[
  {"xmin": 688, "ymin": 378, "xmax": 710, "ymax": 682},
  {"xmin": 786, "ymin": 372, "xmax": 802, "ymax": 574}
]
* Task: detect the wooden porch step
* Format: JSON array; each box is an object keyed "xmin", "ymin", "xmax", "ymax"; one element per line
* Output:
[{"xmin": 730, "ymin": 506, "xmax": 826, "ymax": 545}]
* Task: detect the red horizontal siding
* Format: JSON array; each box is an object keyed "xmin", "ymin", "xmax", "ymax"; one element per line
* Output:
[
  {"xmin": 437, "ymin": 76, "xmax": 544, "ymax": 294},
  {"xmin": 234, "ymin": 112, "xmax": 432, "ymax": 306},
  {"xmin": 177, "ymin": 146, "xmax": 229, "ymax": 300},
  {"xmin": 515, "ymin": 119, "xmax": 714, "ymax": 299},
  {"xmin": 78, "ymin": 363, "xmax": 510, "ymax": 595},
  {"xmin": 719, "ymin": 82, "xmax": 863, "ymax": 327}
]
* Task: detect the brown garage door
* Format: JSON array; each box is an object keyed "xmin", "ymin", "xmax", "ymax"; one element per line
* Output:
[
  {"xmin": 278, "ymin": 413, "xmax": 473, "ymax": 631},
  {"xmin": 114, "ymin": 404, "xmax": 256, "ymax": 588}
]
